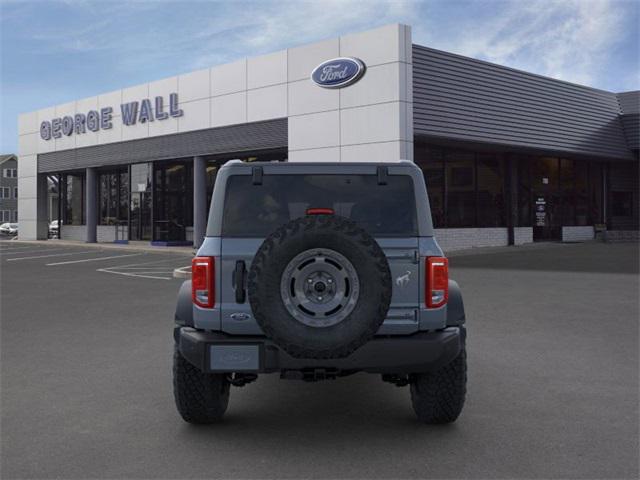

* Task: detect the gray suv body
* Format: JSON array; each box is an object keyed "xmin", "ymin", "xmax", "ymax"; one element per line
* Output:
[{"xmin": 174, "ymin": 160, "xmax": 467, "ymax": 424}]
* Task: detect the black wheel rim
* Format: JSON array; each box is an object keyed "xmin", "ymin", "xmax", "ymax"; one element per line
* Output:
[{"xmin": 280, "ymin": 248, "xmax": 360, "ymax": 328}]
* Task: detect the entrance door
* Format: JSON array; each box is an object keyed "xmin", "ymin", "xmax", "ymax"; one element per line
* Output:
[
  {"xmin": 532, "ymin": 157, "xmax": 561, "ymax": 241},
  {"xmin": 130, "ymin": 192, "xmax": 152, "ymax": 241}
]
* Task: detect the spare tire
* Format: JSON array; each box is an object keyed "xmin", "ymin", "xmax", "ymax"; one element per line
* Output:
[{"xmin": 248, "ymin": 214, "xmax": 392, "ymax": 359}]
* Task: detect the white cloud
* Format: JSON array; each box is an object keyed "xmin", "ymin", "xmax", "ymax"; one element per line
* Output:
[
  {"xmin": 414, "ymin": 0, "xmax": 636, "ymax": 89},
  {"xmin": 188, "ymin": 0, "xmax": 418, "ymax": 69}
]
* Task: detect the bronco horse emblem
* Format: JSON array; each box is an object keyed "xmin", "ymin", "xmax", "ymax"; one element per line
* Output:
[{"xmin": 395, "ymin": 270, "xmax": 412, "ymax": 287}]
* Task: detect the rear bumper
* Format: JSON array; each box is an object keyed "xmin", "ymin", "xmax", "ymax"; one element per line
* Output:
[{"xmin": 175, "ymin": 326, "xmax": 464, "ymax": 374}]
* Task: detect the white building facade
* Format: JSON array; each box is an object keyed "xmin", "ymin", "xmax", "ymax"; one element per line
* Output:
[{"xmin": 17, "ymin": 24, "xmax": 639, "ymax": 249}]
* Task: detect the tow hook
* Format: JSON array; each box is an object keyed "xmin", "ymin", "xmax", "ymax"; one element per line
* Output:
[
  {"xmin": 381, "ymin": 374, "xmax": 410, "ymax": 387},
  {"xmin": 226, "ymin": 373, "xmax": 258, "ymax": 387}
]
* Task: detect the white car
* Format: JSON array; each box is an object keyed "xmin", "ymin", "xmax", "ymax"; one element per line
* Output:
[
  {"xmin": 49, "ymin": 220, "xmax": 60, "ymax": 238},
  {"xmin": 0, "ymin": 223, "xmax": 18, "ymax": 236}
]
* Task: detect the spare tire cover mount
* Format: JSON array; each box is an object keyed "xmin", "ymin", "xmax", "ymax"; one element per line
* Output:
[{"xmin": 280, "ymin": 247, "xmax": 360, "ymax": 328}]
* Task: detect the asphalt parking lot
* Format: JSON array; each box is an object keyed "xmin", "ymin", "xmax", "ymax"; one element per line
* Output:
[{"xmin": 1, "ymin": 240, "xmax": 638, "ymax": 479}]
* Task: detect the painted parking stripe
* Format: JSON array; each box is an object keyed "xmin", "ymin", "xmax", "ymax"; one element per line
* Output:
[
  {"xmin": 97, "ymin": 257, "xmax": 186, "ymax": 280},
  {"xmin": 97, "ymin": 269, "xmax": 172, "ymax": 280},
  {"xmin": 7, "ymin": 250, "xmax": 99, "ymax": 262},
  {"xmin": 47, "ymin": 253, "xmax": 143, "ymax": 266}
]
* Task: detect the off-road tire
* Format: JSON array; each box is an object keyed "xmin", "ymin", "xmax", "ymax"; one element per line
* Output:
[
  {"xmin": 248, "ymin": 214, "xmax": 392, "ymax": 359},
  {"xmin": 173, "ymin": 345, "xmax": 230, "ymax": 424},
  {"xmin": 410, "ymin": 344, "xmax": 467, "ymax": 424}
]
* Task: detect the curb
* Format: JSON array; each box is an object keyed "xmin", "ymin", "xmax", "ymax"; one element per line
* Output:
[
  {"xmin": 5, "ymin": 239, "xmax": 194, "ymax": 256},
  {"xmin": 173, "ymin": 266, "xmax": 192, "ymax": 279}
]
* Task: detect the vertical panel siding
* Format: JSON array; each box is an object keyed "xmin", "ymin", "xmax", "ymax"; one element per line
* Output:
[{"xmin": 413, "ymin": 44, "xmax": 632, "ymax": 160}]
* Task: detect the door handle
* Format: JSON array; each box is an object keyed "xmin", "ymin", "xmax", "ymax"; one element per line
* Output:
[{"xmin": 233, "ymin": 260, "xmax": 246, "ymax": 304}]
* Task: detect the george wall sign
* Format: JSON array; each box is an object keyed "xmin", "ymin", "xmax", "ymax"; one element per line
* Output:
[
  {"xmin": 40, "ymin": 93, "xmax": 184, "ymax": 140},
  {"xmin": 311, "ymin": 57, "xmax": 366, "ymax": 89}
]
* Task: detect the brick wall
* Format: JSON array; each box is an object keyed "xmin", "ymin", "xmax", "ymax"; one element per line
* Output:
[
  {"xmin": 514, "ymin": 227, "xmax": 533, "ymax": 245},
  {"xmin": 60, "ymin": 225, "xmax": 86, "ymax": 241},
  {"xmin": 605, "ymin": 230, "xmax": 640, "ymax": 242},
  {"xmin": 562, "ymin": 226, "xmax": 594, "ymax": 242},
  {"xmin": 435, "ymin": 228, "xmax": 509, "ymax": 252}
]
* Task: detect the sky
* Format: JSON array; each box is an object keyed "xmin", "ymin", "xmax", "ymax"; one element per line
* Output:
[{"xmin": 1, "ymin": 0, "xmax": 638, "ymax": 153}]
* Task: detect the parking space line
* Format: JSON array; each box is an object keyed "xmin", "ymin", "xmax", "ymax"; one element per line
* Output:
[
  {"xmin": 97, "ymin": 257, "xmax": 188, "ymax": 280},
  {"xmin": 47, "ymin": 253, "xmax": 143, "ymax": 266},
  {"xmin": 7, "ymin": 250, "xmax": 99, "ymax": 262},
  {"xmin": 96, "ymin": 269, "xmax": 172, "ymax": 280}
]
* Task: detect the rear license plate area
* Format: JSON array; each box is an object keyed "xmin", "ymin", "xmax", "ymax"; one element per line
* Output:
[{"xmin": 209, "ymin": 345, "xmax": 260, "ymax": 371}]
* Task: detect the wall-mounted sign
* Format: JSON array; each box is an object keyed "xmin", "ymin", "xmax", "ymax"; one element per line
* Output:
[
  {"xmin": 535, "ymin": 197, "xmax": 546, "ymax": 226},
  {"xmin": 40, "ymin": 93, "xmax": 184, "ymax": 141},
  {"xmin": 311, "ymin": 57, "xmax": 366, "ymax": 89}
]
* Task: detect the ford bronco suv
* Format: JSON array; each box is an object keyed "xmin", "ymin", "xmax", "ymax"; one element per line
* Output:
[{"xmin": 173, "ymin": 161, "xmax": 467, "ymax": 424}]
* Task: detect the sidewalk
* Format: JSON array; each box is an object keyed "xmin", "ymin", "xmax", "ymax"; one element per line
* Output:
[
  {"xmin": 444, "ymin": 240, "xmax": 586, "ymax": 257},
  {"xmin": 6, "ymin": 239, "xmax": 194, "ymax": 256}
]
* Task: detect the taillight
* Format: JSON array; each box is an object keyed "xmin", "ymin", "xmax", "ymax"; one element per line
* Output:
[
  {"xmin": 426, "ymin": 257, "xmax": 448, "ymax": 308},
  {"xmin": 192, "ymin": 257, "xmax": 215, "ymax": 308},
  {"xmin": 306, "ymin": 207, "xmax": 335, "ymax": 215}
]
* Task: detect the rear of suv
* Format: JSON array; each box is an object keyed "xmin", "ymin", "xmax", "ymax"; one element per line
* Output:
[{"xmin": 174, "ymin": 160, "xmax": 467, "ymax": 424}]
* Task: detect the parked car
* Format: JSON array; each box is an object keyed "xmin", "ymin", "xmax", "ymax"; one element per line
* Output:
[
  {"xmin": 173, "ymin": 160, "xmax": 467, "ymax": 424},
  {"xmin": 0, "ymin": 223, "xmax": 18, "ymax": 236},
  {"xmin": 49, "ymin": 220, "xmax": 60, "ymax": 238}
]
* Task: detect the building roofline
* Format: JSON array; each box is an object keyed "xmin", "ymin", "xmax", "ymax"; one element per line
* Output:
[
  {"xmin": 412, "ymin": 43, "xmax": 619, "ymax": 97},
  {"xmin": 0, "ymin": 154, "xmax": 17, "ymax": 166}
]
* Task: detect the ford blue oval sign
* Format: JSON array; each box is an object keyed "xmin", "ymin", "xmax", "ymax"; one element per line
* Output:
[{"xmin": 311, "ymin": 57, "xmax": 366, "ymax": 89}]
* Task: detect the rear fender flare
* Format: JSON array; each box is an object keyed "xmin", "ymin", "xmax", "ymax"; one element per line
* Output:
[
  {"xmin": 447, "ymin": 279, "xmax": 465, "ymax": 326},
  {"xmin": 175, "ymin": 280, "xmax": 193, "ymax": 328}
]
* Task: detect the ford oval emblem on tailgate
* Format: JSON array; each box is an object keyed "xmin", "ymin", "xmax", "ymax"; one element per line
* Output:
[
  {"xmin": 311, "ymin": 57, "xmax": 366, "ymax": 89},
  {"xmin": 230, "ymin": 312, "xmax": 251, "ymax": 321}
]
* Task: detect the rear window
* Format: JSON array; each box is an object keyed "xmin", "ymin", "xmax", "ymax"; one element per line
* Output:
[{"xmin": 222, "ymin": 174, "xmax": 417, "ymax": 237}]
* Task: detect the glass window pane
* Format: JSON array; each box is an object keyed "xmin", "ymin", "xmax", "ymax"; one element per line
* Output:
[
  {"xmin": 575, "ymin": 161, "xmax": 588, "ymax": 226},
  {"xmin": 154, "ymin": 161, "xmax": 192, "ymax": 241},
  {"xmin": 477, "ymin": 154, "xmax": 505, "ymax": 227},
  {"xmin": 446, "ymin": 151, "xmax": 476, "ymax": 227},
  {"xmin": 119, "ymin": 172, "xmax": 129, "ymax": 223},
  {"xmin": 589, "ymin": 162, "xmax": 603, "ymax": 224},
  {"xmin": 560, "ymin": 159, "xmax": 576, "ymax": 225},
  {"xmin": 64, "ymin": 174, "xmax": 84, "ymax": 225},
  {"xmin": 517, "ymin": 157, "xmax": 532, "ymax": 227},
  {"xmin": 222, "ymin": 174, "xmax": 417, "ymax": 237},
  {"xmin": 99, "ymin": 175, "xmax": 109, "ymax": 224},
  {"xmin": 130, "ymin": 163, "xmax": 152, "ymax": 193},
  {"xmin": 415, "ymin": 144, "xmax": 444, "ymax": 228}
]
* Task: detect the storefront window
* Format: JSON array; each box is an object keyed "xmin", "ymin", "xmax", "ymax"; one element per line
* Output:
[
  {"xmin": 98, "ymin": 169, "xmax": 128, "ymax": 225},
  {"xmin": 130, "ymin": 163, "xmax": 153, "ymax": 241},
  {"xmin": 612, "ymin": 192, "xmax": 633, "ymax": 216},
  {"xmin": 414, "ymin": 144, "xmax": 507, "ymax": 228},
  {"xmin": 560, "ymin": 158, "xmax": 576, "ymax": 225},
  {"xmin": 609, "ymin": 162, "xmax": 639, "ymax": 230},
  {"xmin": 415, "ymin": 144, "xmax": 444, "ymax": 228},
  {"xmin": 589, "ymin": 162, "xmax": 603, "ymax": 224},
  {"xmin": 414, "ymin": 141, "xmax": 610, "ymax": 235},
  {"xmin": 62, "ymin": 173, "xmax": 85, "ymax": 225},
  {"xmin": 204, "ymin": 149, "xmax": 287, "ymax": 219},
  {"xmin": 154, "ymin": 161, "xmax": 192, "ymax": 242},
  {"xmin": 477, "ymin": 154, "xmax": 505, "ymax": 227},
  {"xmin": 446, "ymin": 151, "xmax": 476, "ymax": 227},
  {"xmin": 517, "ymin": 157, "xmax": 532, "ymax": 227},
  {"xmin": 574, "ymin": 161, "xmax": 589, "ymax": 226},
  {"xmin": 206, "ymin": 163, "xmax": 219, "ymax": 209}
]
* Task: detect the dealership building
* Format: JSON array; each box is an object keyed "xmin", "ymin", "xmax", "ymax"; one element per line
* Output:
[{"xmin": 17, "ymin": 24, "xmax": 639, "ymax": 250}]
